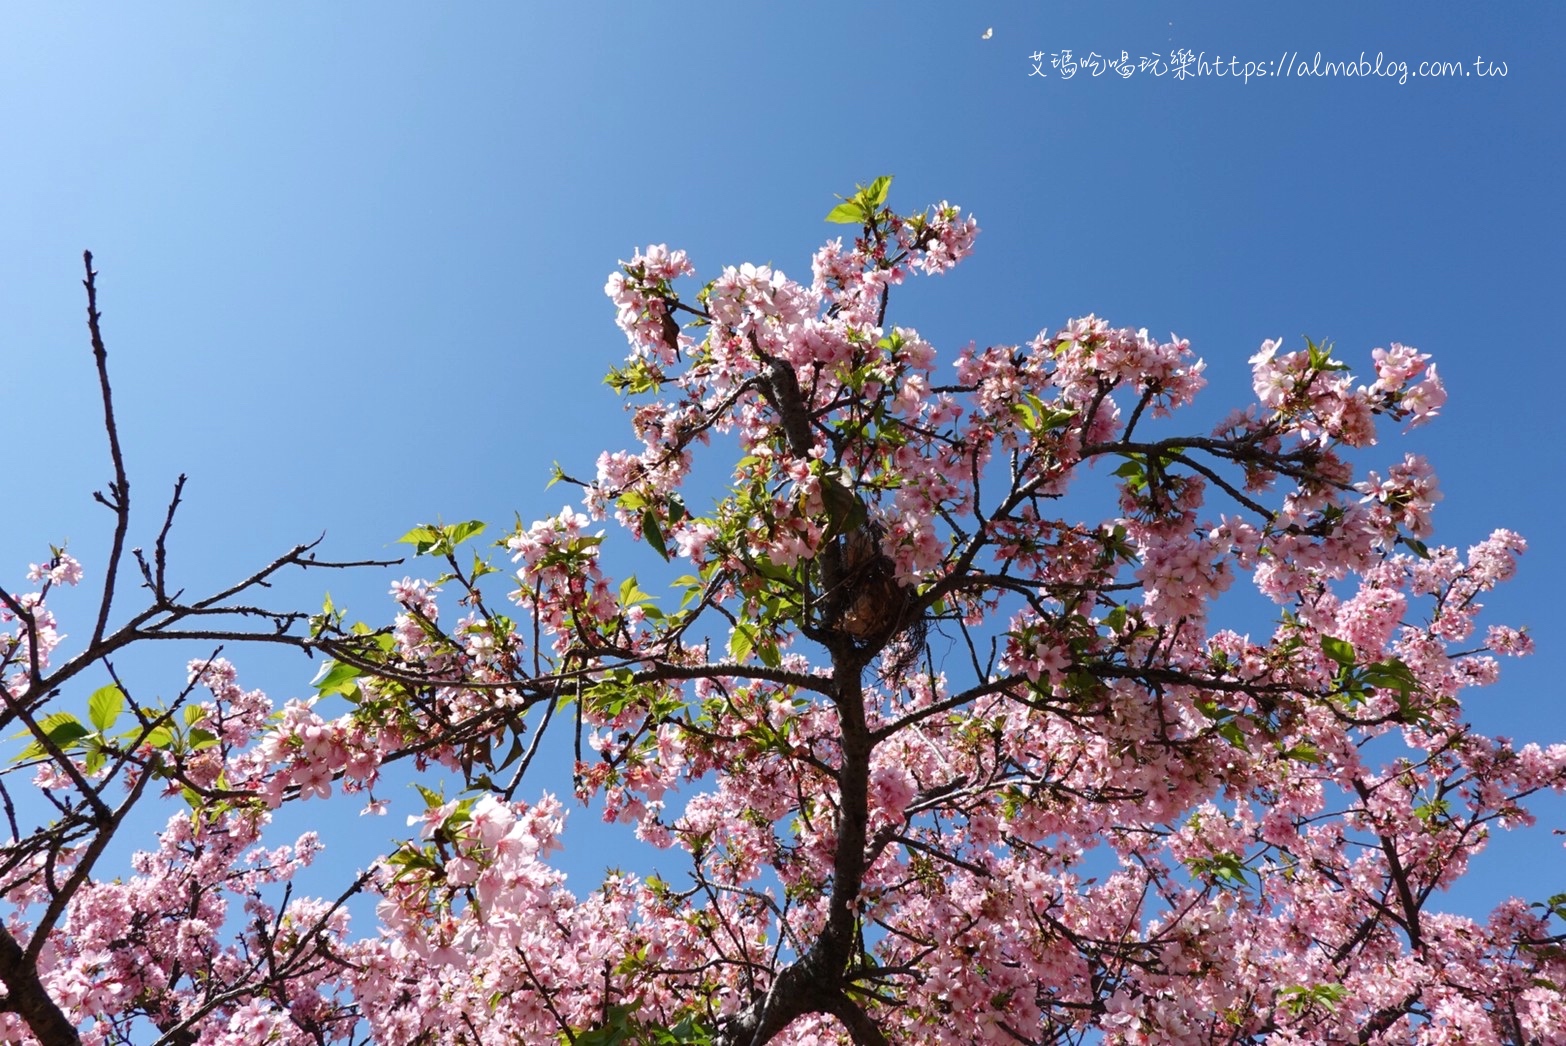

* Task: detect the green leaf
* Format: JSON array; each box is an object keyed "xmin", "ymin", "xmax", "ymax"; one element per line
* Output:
[
  {"xmin": 88, "ymin": 684, "xmax": 125, "ymax": 732},
  {"xmin": 14, "ymin": 712, "xmax": 92, "ymax": 761},
  {"xmin": 824, "ymin": 201, "xmax": 866, "ymax": 224},
  {"xmin": 446, "ymin": 520, "xmax": 487, "ymax": 546},
  {"xmin": 38, "ymin": 712, "xmax": 89, "ymax": 746},
  {"xmin": 1216, "ymin": 721, "xmax": 1249, "ymax": 751},
  {"xmin": 1364, "ymin": 659, "xmax": 1416, "ymax": 686},
  {"xmin": 312, "ymin": 660, "xmax": 362, "ymax": 697},
  {"xmin": 1363, "ymin": 658, "xmax": 1424, "ymax": 720},
  {"xmin": 728, "ymin": 623, "xmax": 755, "ymax": 664},
  {"xmin": 819, "ymin": 474, "xmax": 867, "ymax": 537},
  {"xmin": 1037, "ymin": 406, "xmax": 1077, "ymax": 430},
  {"xmin": 1414, "ymin": 796, "xmax": 1451, "ymax": 825},
  {"xmin": 1320, "ymin": 635, "xmax": 1357, "ymax": 667},
  {"xmin": 603, "ymin": 358, "xmax": 666, "ymax": 396},
  {"xmin": 1189, "ymin": 850, "xmax": 1250, "ymax": 888},
  {"xmin": 575, "ymin": 1004, "xmax": 639, "ymax": 1046},
  {"xmin": 397, "ymin": 525, "xmax": 441, "ymax": 555},
  {"xmin": 666, "ymin": 1016, "xmax": 714, "ymax": 1044},
  {"xmin": 1282, "ymin": 742, "xmax": 1322, "ymax": 764},
  {"xmin": 672, "ymin": 574, "xmax": 705, "ymax": 609},
  {"xmin": 1280, "ymin": 982, "xmax": 1347, "ymax": 1015},
  {"xmin": 1303, "ymin": 338, "xmax": 1347, "ymax": 373},
  {"xmin": 863, "ymin": 174, "xmax": 893, "ymax": 209},
  {"xmin": 493, "ymin": 733, "xmax": 526, "ymax": 772},
  {"xmin": 642, "ymin": 510, "xmax": 669, "ymax": 561}
]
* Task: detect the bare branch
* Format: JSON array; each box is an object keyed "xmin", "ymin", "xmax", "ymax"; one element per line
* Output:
[{"xmin": 83, "ymin": 251, "xmax": 131, "ymax": 650}]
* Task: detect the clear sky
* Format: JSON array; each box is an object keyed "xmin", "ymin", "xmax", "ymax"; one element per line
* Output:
[{"xmin": 3, "ymin": 2, "xmax": 1563, "ymax": 931}]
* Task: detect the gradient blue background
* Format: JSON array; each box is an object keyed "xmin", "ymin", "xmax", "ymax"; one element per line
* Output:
[{"xmin": 3, "ymin": 2, "xmax": 1561, "ymax": 944}]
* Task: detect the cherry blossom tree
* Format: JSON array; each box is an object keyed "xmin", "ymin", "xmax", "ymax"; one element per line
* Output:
[{"xmin": 5, "ymin": 184, "xmax": 1566, "ymax": 1045}]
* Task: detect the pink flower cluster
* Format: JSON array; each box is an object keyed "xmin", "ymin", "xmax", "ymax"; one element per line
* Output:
[{"xmin": 604, "ymin": 244, "xmax": 696, "ymax": 363}]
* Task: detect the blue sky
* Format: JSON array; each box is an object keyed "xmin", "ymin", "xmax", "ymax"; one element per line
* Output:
[{"xmin": 3, "ymin": 2, "xmax": 1563, "ymax": 932}]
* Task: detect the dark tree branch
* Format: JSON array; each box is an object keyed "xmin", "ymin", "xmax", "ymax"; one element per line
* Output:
[
  {"xmin": 0, "ymin": 923, "xmax": 79, "ymax": 1046},
  {"xmin": 83, "ymin": 251, "xmax": 131, "ymax": 650}
]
